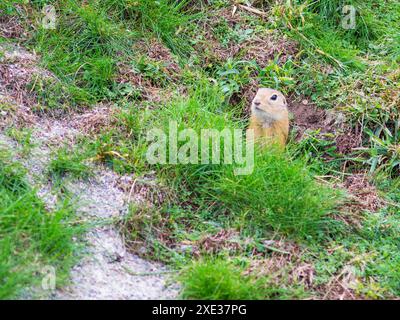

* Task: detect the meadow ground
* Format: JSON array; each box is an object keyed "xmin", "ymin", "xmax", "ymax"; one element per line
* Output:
[{"xmin": 0, "ymin": 0, "xmax": 399, "ymax": 299}]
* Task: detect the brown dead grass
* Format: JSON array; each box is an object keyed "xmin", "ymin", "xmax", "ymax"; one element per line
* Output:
[
  {"xmin": 242, "ymin": 32, "xmax": 298, "ymax": 68},
  {"xmin": 70, "ymin": 105, "xmax": 118, "ymax": 135},
  {"xmin": 316, "ymin": 265, "xmax": 360, "ymax": 300},
  {"xmin": 119, "ymin": 175, "xmax": 180, "ymax": 260},
  {"xmin": 244, "ymin": 238, "xmax": 316, "ymax": 290},
  {"xmin": 343, "ymin": 173, "xmax": 382, "ymax": 212},
  {"xmin": 121, "ymin": 205, "xmax": 176, "ymax": 258},
  {"xmin": 0, "ymin": 14, "xmax": 27, "ymax": 40},
  {"xmin": 196, "ymin": 229, "xmax": 241, "ymax": 255},
  {"xmin": 332, "ymin": 173, "xmax": 382, "ymax": 229},
  {"xmin": 194, "ymin": 7, "xmax": 243, "ymax": 64},
  {"xmin": 245, "ymin": 238, "xmax": 365, "ymax": 299},
  {"xmin": 0, "ymin": 96, "xmax": 37, "ymax": 130},
  {"xmin": 0, "ymin": 44, "xmax": 55, "ymax": 108},
  {"xmin": 195, "ymin": 7, "xmax": 298, "ymax": 108},
  {"xmin": 124, "ymin": 175, "xmax": 173, "ymax": 207}
]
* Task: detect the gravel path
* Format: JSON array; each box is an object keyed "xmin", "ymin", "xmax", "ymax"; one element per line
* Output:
[
  {"xmin": 0, "ymin": 117, "xmax": 179, "ymax": 300},
  {"xmin": 1, "ymin": 43, "xmax": 179, "ymax": 300}
]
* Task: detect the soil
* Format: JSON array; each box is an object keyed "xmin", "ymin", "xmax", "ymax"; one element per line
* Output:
[
  {"xmin": 287, "ymin": 97, "xmax": 362, "ymax": 155},
  {"xmin": 287, "ymin": 98, "xmax": 332, "ymax": 137}
]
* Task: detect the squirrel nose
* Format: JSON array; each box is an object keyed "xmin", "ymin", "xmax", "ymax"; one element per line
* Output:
[{"xmin": 254, "ymin": 101, "xmax": 261, "ymax": 106}]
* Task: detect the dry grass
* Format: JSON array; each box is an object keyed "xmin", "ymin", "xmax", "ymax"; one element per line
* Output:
[
  {"xmin": 0, "ymin": 44, "xmax": 55, "ymax": 107},
  {"xmin": 116, "ymin": 38, "xmax": 182, "ymax": 103},
  {"xmin": 0, "ymin": 14, "xmax": 27, "ymax": 40},
  {"xmin": 70, "ymin": 105, "xmax": 118, "ymax": 135},
  {"xmin": 0, "ymin": 97, "xmax": 36, "ymax": 130},
  {"xmin": 343, "ymin": 173, "xmax": 383, "ymax": 213},
  {"xmin": 196, "ymin": 229, "xmax": 242, "ymax": 255}
]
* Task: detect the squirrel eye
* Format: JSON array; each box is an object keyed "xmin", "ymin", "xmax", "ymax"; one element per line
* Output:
[{"xmin": 271, "ymin": 94, "xmax": 278, "ymax": 101}]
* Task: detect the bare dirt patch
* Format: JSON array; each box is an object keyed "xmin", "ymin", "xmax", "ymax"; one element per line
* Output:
[
  {"xmin": 343, "ymin": 173, "xmax": 382, "ymax": 212},
  {"xmin": 0, "ymin": 14, "xmax": 28, "ymax": 39},
  {"xmin": 55, "ymin": 167, "xmax": 179, "ymax": 300},
  {"xmin": 0, "ymin": 44, "xmax": 54, "ymax": 107},
  {"xmin": 286, "ymin": 97, "xmax": 363, "ymax": 157},
  {"xmin": 70, "ymin": 104, "xmax": 119, "ymax": 135},
  {"xmin": 287, "ymin": 98, "xmax": 332, "ymax": 138}
]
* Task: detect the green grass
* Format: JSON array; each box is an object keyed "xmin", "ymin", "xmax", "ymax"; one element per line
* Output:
[
  {"xmin": 86, "ymin": 1, "xmax": 398, "ymax": 298},
  {"xmin": 30, "ymin": 0, "xmax": 136, "ymax": 105},
  {"xmin": 103, "ymin": 0, "xmax": 195, "ymax": 57},
  {"xmin": 2, "ymin": 0, "xmax": 400, "ymax": 299},
  {"xmin": 84, "ymin": 82, "xmax": 341, "ymax": 239},
  {"xmin": 180, "ymin": 258, "xmax": 306, "ymax": 299},
  {"xmin": 151, "ymin": 86, "xmax": 341, "ymax": 239},
  {"xmin": 48, "ymin": 146, "xmax": 93, "ymax": 180},
  {"xmin": 208, "ymin": 149, "xmax": 342, "ymax": 238},
  {"xmin": 0, "ymin": 151, "xmax": 83, "ymax": 298},
  {"xmin": 305, "ymin": 205, "xmax": 400, "ymax": 298},
  {"xmin": 24, "ymin": 0, "xmax": 195, "ymax": 107},
  {"xmin": 5, "ymin": 127, "xmax": 35, "ymax": 157}
]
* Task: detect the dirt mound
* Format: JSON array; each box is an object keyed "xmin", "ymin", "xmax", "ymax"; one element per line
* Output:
[{"xmin": 287, "ymin": 97, "xmax": 362, "ymax": 155}]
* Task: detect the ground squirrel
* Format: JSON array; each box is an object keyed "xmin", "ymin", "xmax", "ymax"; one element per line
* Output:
[{"xmin": 248, "ymin": 88, "xmax": 289, "ymax": 149}]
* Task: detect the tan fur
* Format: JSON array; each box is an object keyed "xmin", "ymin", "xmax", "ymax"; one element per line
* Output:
[{"xmin": 248, "ymin": 88, "xmax": 289, "ymax": 149}]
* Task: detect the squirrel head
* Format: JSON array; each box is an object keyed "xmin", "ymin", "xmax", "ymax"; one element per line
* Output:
[{"xmin": 251, "ymin": 88, "xmax": 288, "ymax": 123}]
